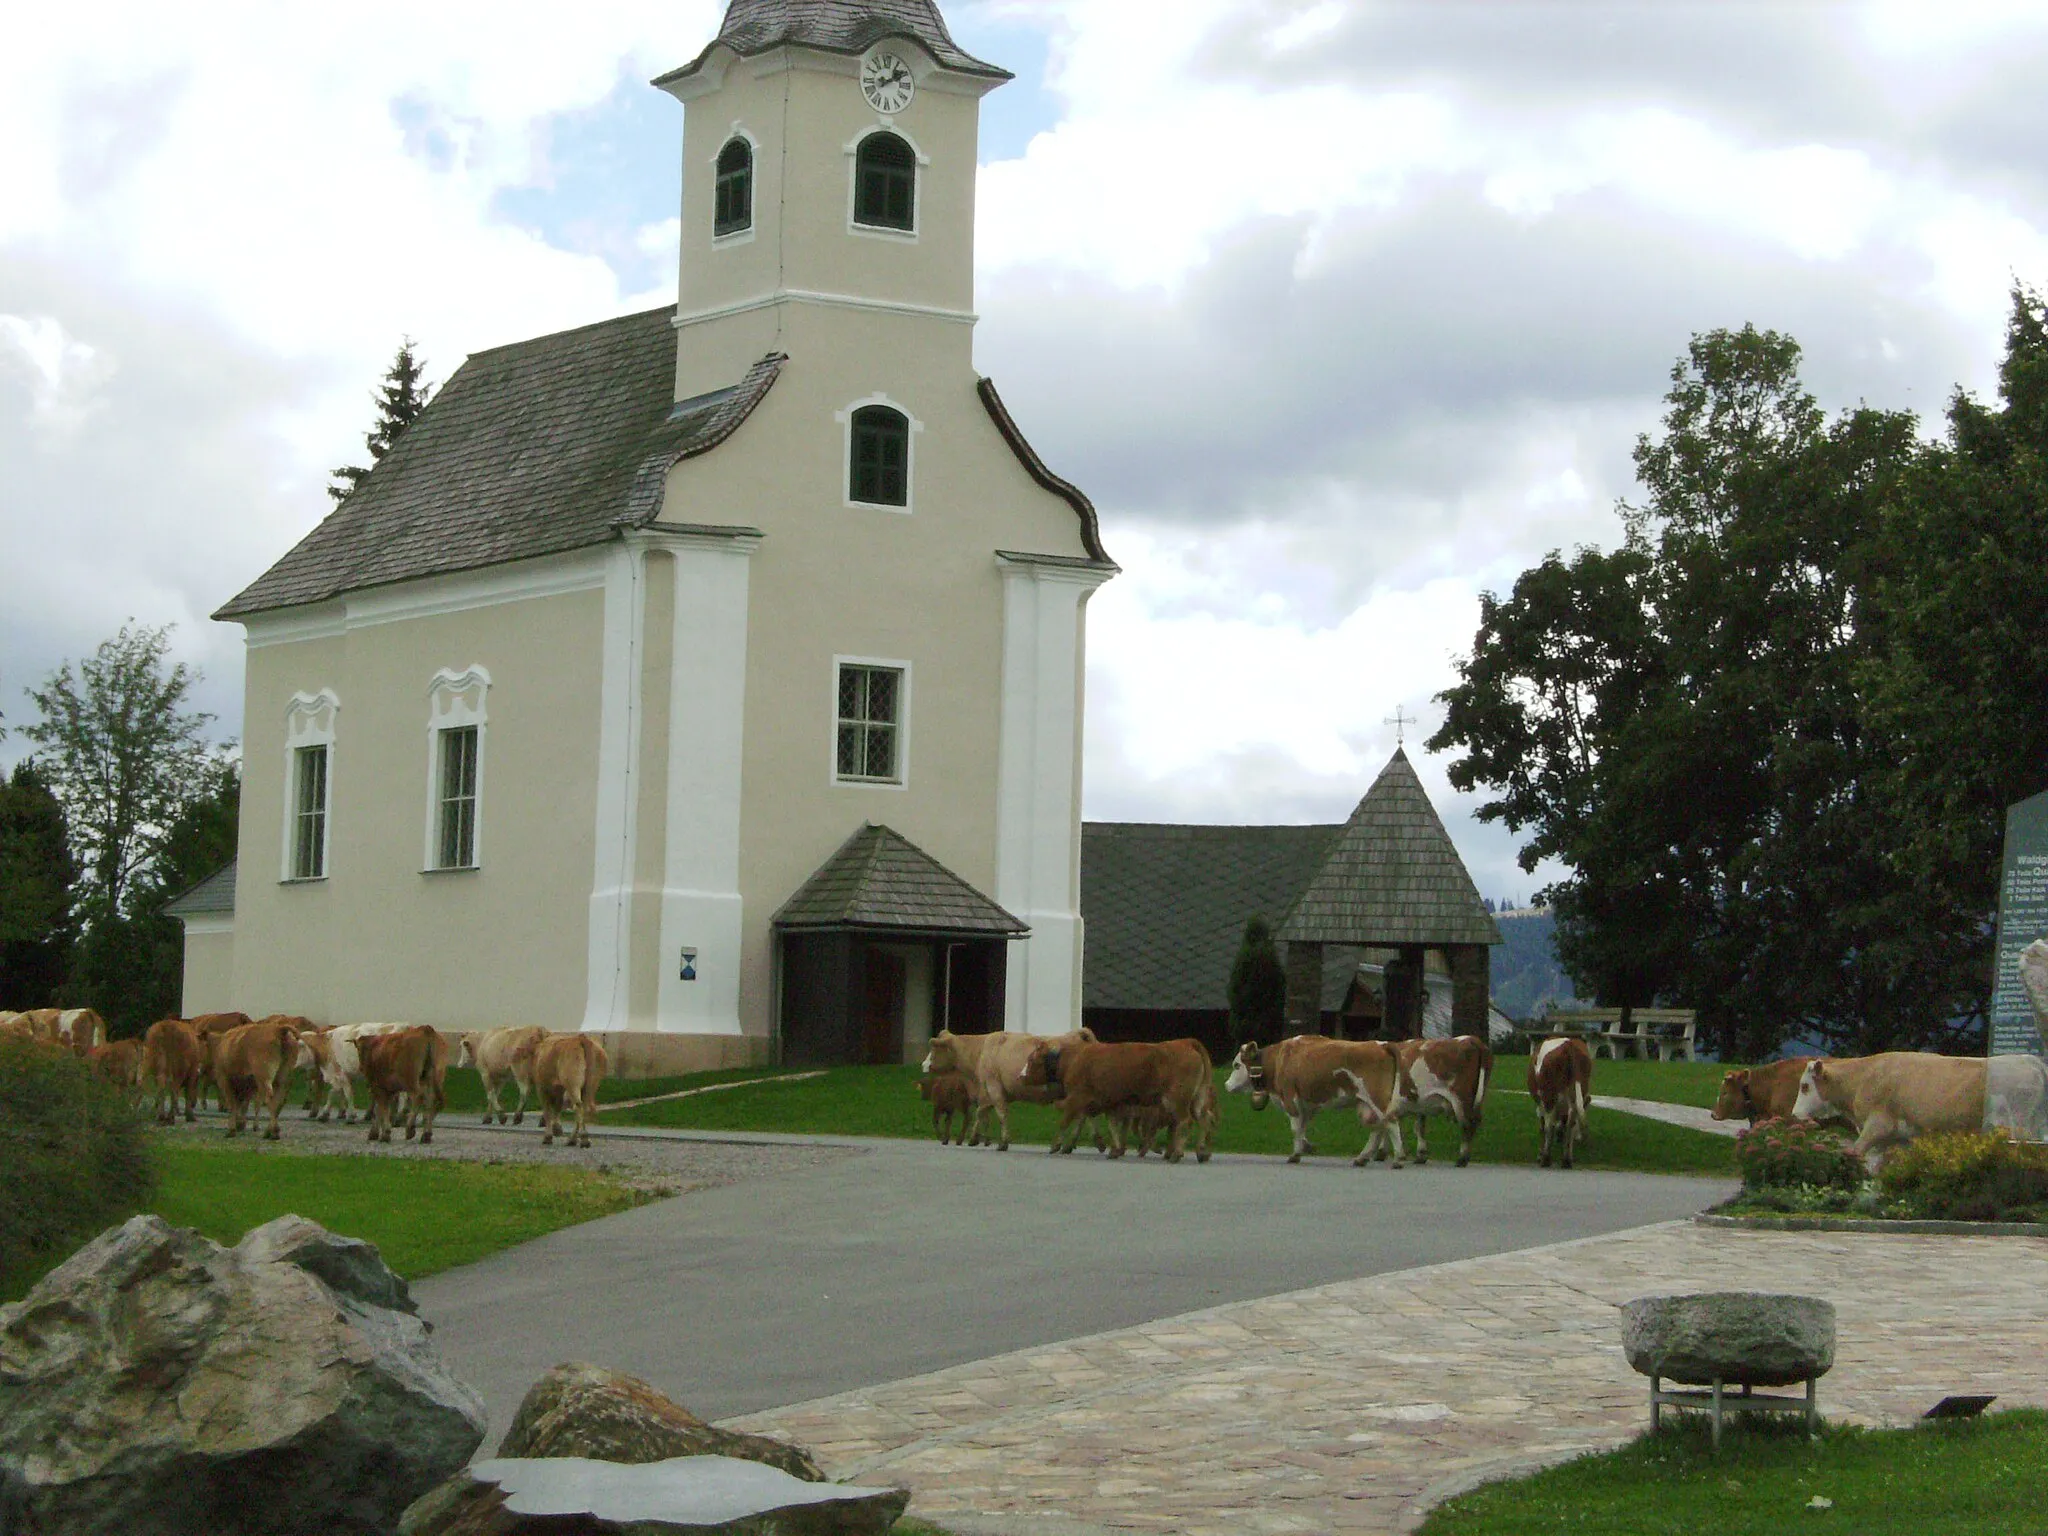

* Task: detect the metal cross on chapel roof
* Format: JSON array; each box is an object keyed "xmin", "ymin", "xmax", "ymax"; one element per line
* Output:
[{"xmin": 1385, "ymin": 705, "xmax": 1414, "ymax": 746}]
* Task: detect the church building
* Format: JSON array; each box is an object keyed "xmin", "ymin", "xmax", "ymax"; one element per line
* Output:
[{"xmin": 175, "ymin": 0, "xmax": 1115, "ymax": 1073}]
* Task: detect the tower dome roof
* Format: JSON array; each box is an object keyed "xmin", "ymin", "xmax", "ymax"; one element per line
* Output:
[{"xmin": 656, "ymin": 0, "xmax": 1010, "ymax": 88}]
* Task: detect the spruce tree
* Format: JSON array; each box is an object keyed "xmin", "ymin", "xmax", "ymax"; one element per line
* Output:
[
  {"xmin": 329, "ymin": 339, "xmax": 434, "ymax": 503},
  {"xmin": 0, "ymin": 761, "xmax": 76, "ymax": 1008},
  {"xmin": 1227, "ymin": 914, "xmax": 1287, "ymax": 1045}
]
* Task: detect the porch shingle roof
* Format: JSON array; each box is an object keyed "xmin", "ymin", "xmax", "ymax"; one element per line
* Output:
[{"xmin": 773, "ymin": 824, "xmax": 1026, "ymax": 936}]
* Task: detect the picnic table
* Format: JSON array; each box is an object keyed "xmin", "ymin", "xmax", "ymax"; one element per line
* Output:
[{"xmin": 1531, "ymin": 1007, "xmax": 1698, "ymax": 1062}]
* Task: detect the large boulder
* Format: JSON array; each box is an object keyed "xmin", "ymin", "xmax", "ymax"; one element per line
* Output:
[
  {"xmin": 498, "ymin": 1362, "xmax": 824, "ymax": 1481},
  {"xmin": 399, "ymin": 1456, "xmax": 908, "ymax": 1536},
  {"xmin": 0, "ymin": 1214, "xmax": 486, "ymax": 1536},
  {"xmin": 1621, "ymin": 1291, "xmax": 1836, "ymax": 1388}
]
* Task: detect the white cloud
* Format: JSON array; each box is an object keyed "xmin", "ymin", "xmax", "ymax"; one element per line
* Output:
[{"xmin": 0, "ymin": 314, "xmax": 114, "ymax": 441}]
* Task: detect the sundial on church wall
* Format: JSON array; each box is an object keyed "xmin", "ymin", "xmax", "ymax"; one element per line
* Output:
[{"xmin": 861, "ymin": 50, "xmax": 916, "ymax": 114}]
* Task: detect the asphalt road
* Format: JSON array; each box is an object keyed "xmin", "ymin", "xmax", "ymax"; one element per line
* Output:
[{"xmin": 412, "ymin": 1131, "xmax": 1731, "ymax": 1436}]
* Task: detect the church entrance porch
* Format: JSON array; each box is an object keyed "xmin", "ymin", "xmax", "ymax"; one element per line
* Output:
[{"xmin": 772, "ymin": 824, "xmax": 1028, "ymax": 1069}]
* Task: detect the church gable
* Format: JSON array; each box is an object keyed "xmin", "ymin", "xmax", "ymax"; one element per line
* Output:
[{"xmin": 216, "ymin": 310, "xmax": 784, "ymax": 619}]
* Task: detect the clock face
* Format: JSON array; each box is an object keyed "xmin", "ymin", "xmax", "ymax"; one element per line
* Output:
[{"xmin": 861, "ymin": 51, "xmax": 915, "ymax": 114}]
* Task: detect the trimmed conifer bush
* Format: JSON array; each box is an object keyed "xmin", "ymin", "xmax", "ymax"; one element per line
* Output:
[{"xmin": 0, "ymin": 1035, "xmax": 157, "ymax": 1295}]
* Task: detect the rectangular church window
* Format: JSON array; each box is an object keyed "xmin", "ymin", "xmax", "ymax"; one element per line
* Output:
[
  {"xmin": 836, "ymin": 665, "xmax": 902, "ymax": 783},
  {"xmin": 436, "ymin": 725, "xmax": 480, "ymax": 868},
  {"xmin": 292, "ymin": 744, "xmax": 328, "ymax": 879}
]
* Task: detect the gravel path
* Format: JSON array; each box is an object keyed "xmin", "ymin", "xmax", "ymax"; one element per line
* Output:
[{"xmin": 150, "ymin": 1109, "xmax": 861, "ymax": 1197}]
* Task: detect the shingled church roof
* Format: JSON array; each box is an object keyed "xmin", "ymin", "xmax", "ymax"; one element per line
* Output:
[
  {"xmin": 1080, "ymin": 823, "xmax": 1345, "ymax": 1012},
  {"xmin": 216, "ymin": 309, "xmax": 784, "ymax": 619},
  {"xmin": 1277, "ymin": 749, "xmax": 1502, "ymax": 948},
  {"xmin": 655, "ymin": 0, "xmax": 1010, "ymax": 88},
  {"xmin": 773, "ymin": 823, "xmax": 1027, "ymax": 936}
]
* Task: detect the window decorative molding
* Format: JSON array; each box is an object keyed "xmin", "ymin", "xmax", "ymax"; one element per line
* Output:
[
  {"xmin": 281, "ymin": 689, "xmax": 338, "ymax": 882},
  {"xmin": 832, "ymin": 657, "xmax": 911, "ymax": 789},
  {"xmin": 836, "ymin": 393, "xmax": 921, "ymax": 513},
  {"xmin": 424, "ymin": 665, "xmax": 489, "ymax": 871},
  {"xmin": 847, "ymin": 127, "xmax": 924, "ymax": 239},
  {"xmin": 713, "ymin": 130, "xmax": 756, "ymax": 243}
]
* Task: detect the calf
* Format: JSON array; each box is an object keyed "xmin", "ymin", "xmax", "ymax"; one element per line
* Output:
[
  {"xmin": 142, "ymin": 1018, "xmax": 205, "ymax": 1123},
  {"xmin": 1047, "ymin": 1038, "xmax": 1216, "ymax": 1163},
  {"xmin": 1711, "ymin": 1057, "xmax": 1822, "ymax": 1127},
  {"xmin": 527, "ymin": 1033, "xmax": 608, "ymax": 1148},
  {"xmin": 89, "ymin": 1038, "xmax": 144, "ymax": 1096},
  {"xmin": 212, "ymin": 1018, "xmax": 301, "ymax": 1140},
  {"xmin": 360, "ymin": 1026, "xmax": 446, "ymax": 1145},
  {"xmin": 1793, "ymin": 1053, "xmax": 1989, "ymax": 1166},
  {"xmin": 457, "ymin": 1025, "xmax": 548, "ymax": 1124},
  {"xmin": 1226, "ymin": 1035, "xmax": 1405, "ymax": 1166},
  {"xmin": 1528, "ymin": 1035, "xmax": 1592, "ymax": 1168},
  {"xmin": 917, "ymin": 1071, "xmax": 974, "ymax": 1144},
  {"xmin": 1393, "ymin": 1035, "xmax": 1491, "ymax": 1167}
]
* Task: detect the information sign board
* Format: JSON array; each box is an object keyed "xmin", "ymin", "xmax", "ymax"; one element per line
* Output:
[{"xmin": 1991, "ymin": 788, "xmax": 2048, "ymax": 1057}]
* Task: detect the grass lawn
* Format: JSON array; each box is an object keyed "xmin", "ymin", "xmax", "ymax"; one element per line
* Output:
[
  {"xmin": 602, "ymin": 1063, "xmax": 1735, "ymax": 1175},
  {"xmin": 1419, "ymin": 1411, "xmax": 2046, "ymax": 1535},
  {"xmin": 3, "ymin": 1144, "xmax": 653, "ymax": 1304},
  {"xmin": 1575, "ymin": 1056, "xmax": 1732, "ymax": 1108}
]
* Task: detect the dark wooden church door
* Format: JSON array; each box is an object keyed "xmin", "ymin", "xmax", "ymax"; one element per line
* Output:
[{"xmin": 861, "ymin": 949, "xmax": 906, "ymax": 1064}]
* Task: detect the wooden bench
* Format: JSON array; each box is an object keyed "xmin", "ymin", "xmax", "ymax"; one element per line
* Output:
[{"xmin": 1540, "ymin": 1008, "xmax": 1699, "ymax": 1062}]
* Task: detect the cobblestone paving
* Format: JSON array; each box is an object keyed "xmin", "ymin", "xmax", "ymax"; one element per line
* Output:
[{"xmin": 728, "ymin": 1222, "xmax": 2048, "ymax": 1535}]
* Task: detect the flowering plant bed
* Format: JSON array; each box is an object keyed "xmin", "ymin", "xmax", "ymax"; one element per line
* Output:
[{"xmin": 1709, "ymin": 1124, "xmax": 2048, "ymax": 1228}]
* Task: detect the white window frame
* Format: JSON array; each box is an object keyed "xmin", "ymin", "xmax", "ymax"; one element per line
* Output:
[
  {"xmin": 844, "ymin": 123, "xmax": 928, "ymax": 243},
  {"xmin": 835, "ymin": 392, "xmax": 922, "ymax": 514},
  {"xmin": 423, "ymin": 665, "xmax": 490, "ymax": 872},
  {"xmin": 280, "ymin": 689, "xmax": 339, "ymax": 883},
  {"xmin": 710, "ymin": 122, "xmax": 760, "ymax": 249},
  {"xmin": 831, "ymin": 655, "xmax": 911, "ymax": 791}
]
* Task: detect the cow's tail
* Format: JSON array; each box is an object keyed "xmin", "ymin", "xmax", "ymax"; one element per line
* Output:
[{"xmin": 1474, "ymin": 1063, "xmax": 1489, "ymax": 1111}]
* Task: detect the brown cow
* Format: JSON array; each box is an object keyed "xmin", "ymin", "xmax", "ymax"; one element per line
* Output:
[
  {"xmin": 1712, "ymin": 1057, "xmax": 1823, "ymax": 1126},
  {"xmin": 1045, "ymin": 1038, "xmax": 1216, "ymax": 1163},
  {"xmin": 1792, "ymin": 1053, "xmax": 1991, "ymax": 1166},
  {"xmin": 360, "ymin": 1026, "xmax": 446, "ymax": 1144},
  {"xmin": 212, "ymin": 1018, "xmax": 301, "ymax": 1140},
  {"xmin": 88, "ymin": 1039, "xmax": 144, "ymax": 1096},
  {"xmin": 1225, "ymin": 1035, "xmax": 1405, "ymax": 1166},
  {"xmin": 922, "ymin": 1028, "xmax": 1098, "ymax": 1152},
  {"xmin": 917, "ymin": 1071, "xmax": 973, "ymax": 1144},
  {"xmin": 528, "ymin": 1033, "xmax": 608, "ymax": 1148},
  {"xmin": 1529, "ymin": 1035, "xmax": 1593, "ymax": 1168},
  {"xmin": 142, "ymin": 1018, "xmax": 205, "ymax": 1122},
  {"xmin": 1392, "ymin": 1035, "xmax": 1492, "ymax": 1167}
]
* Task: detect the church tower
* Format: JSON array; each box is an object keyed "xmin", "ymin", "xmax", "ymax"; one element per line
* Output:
[{"xmin": 654, "ymin": 0, "xmax": 1010, "ymax": 401}]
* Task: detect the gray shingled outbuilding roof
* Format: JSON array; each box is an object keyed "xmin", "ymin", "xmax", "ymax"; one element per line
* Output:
[
  {"xmin": 655, "ymin": 0, "xmax": 1010, "ymax": 87},
  {"xmin": 1277, "ymin": 749, "xmax": 1503, "ymax": 948},
  {"xmin": 165, "ymin": 861, "xmax": 237, "ymax": 918},
  {"xmin": 1080, "ymin": 823, "xmax": 1344, "ymax": 1012},
  {"xmin": 215, "ymin": 309, "xmax": 784, "ymax": 619},
  {"xmin": 773, "ymin": 824, "xmax": 1026, "ymax": 936}
]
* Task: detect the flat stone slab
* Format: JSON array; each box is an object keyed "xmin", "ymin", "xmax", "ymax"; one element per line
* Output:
[
  {"xmin": 1622, "ymin": 1291, "xmax": 1835, "ymax": 1387},
  {"xmin": 400, "ymin": 1455, "xmax": 907, "ymax": 1535}
]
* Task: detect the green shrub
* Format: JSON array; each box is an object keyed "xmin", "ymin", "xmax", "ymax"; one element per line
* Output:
[
  {"xmin": 1734, "ymin": 1116, "xmax": 1865, "ymax": 1192},
  {"xmin": 0, "ymin": 1036, "xmax": 157, "ymax": 1295},
  {"xmin": 1878, "ymin": 1131, "xmax": 2048, "ymax": 1223}
]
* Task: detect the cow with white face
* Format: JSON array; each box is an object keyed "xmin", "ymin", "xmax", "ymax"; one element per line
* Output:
[{"xmin": 1226, "ymin": 1035, "xmax": 1405, "ymax": 1167}]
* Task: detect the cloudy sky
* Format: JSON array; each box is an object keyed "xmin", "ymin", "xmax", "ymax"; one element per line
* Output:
[{"xmin": 6, "ymin": 0, "xmax": 2048, "ymax": 903}]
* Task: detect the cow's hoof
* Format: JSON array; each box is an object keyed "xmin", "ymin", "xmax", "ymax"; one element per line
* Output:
[
  {"xmin": 265, "ymin": 1129, "xmax": 280, "ymax": 1141},
  {"xmin": 420, "ymin": 1131, "xmax": 433, "ymax": 1145},
  {"xmin": 1351, "ymin": 1154, "xmax": 1369, "ymax": 1167},
  {"xmin": 997, "ymin": 1142, "xmax": 1009, "ymax": 1152},
  {"xmin": 479, "ymin": 1115, "xmax": 493, "ymax": 1125},
  {"xmin": 1456, "ymin": 1155, "xmax": 1471, "ymax": 1168},
  {"xmin": 1197, "ymin": 1151, "xmax": 1212, "ymax": 1163},
  {"xmin": 1286, "ymin": 1152, "xmax": 1302, "ymax": 1164},
  {"xmin": 513, "ymin": 1112, "xmax": 525, "ymax": 1125}
]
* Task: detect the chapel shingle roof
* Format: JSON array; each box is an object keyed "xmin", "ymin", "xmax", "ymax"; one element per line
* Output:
[
  {"xmin": 215, "ymin": 309, "xmax": 784, "ymax": 619},
  {"xmin": 1079, "ymin": 823, "xmax": 1345, "ymax": 1012},
  {"xmin": 655, "ymin": 0, "xmax": 1010, "ymax": 87},
  {"xmin": 773, "ymin": 823, "xmax": 1027, "ymax": 936},
  {"xmin": 1276, "ymin": 749, "xmax": 1503, "ymax": 948},
  {"xmin": 165, "ymin": 861, "xmax": 237, "ymax": 918}
]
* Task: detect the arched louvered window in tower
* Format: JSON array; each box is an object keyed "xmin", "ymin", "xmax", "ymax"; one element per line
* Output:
[
  {"xmin": 853, "ymin": 132, "xmax": 916, "ymax": 232},
  {"xmin": 714, "ymin": 137, "xmax": 753, "ymax": 236},
  {"xmin": 850, "ymin": 405, "xmax": 910, "ymax": 506}
]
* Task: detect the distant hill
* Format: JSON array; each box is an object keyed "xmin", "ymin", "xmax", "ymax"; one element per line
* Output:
[{"xmin": 1489, "ymin": 910, "xmax": 1580, "ymax": 1020}]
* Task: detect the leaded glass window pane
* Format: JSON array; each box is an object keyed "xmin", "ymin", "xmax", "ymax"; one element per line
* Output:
[
  {"xmin": 835, "ymin": 664, "xmax": 903, "ymax": 783},
  {"xmin": 437, "ymin": 726, "xmax": 479, "ymax": 868},
  {"xmin": 715, "ymin": 138, "xmax": 752, "ymax": 236},
  {"xmin": 293, "ymin": 744, "xmax": 327, "ymax": 879},
  {"xmin": 850, "ymin": 406, "xmax": 908, "ymax": 505}
]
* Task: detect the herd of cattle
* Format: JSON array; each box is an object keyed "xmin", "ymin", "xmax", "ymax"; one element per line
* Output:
[
  {"xmin": 0, "ymin": 1009, "xmax": 609, "ymax": 1150},
  {"xmin": 7, "ymin": 1004, "xmax": 2029, "ymax": 1170},
  {"xmin": 917, "ymin": 1027, "xmax": 1598, "ymax": 1169}
]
